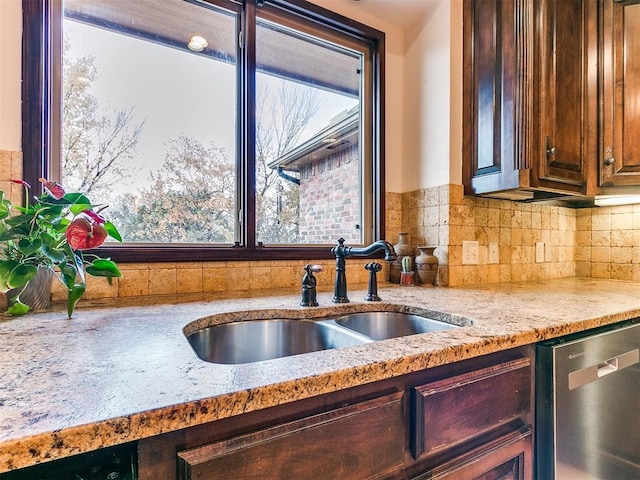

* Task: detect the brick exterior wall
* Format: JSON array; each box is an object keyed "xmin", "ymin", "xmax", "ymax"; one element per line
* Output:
[{"xmin": 298, "ymin": 144, "xmax": 361, "ymax": 243}]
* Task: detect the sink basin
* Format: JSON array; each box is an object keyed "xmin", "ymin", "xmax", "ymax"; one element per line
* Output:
[
  {"xmin": 333, "ymin": 312, "xmax": 458, "ymax": 341},
  {"xmin": 186, "ymin": 319, "xmax": 369, "ymax": 364}
]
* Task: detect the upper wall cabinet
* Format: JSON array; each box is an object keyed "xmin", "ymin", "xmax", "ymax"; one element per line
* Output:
[
  {"xmin": 463, "ymin": 0, "xmax": 598, "ymax": 201},
  {"xmin": 599, "ymin": 0, "xmax": 640, "ymax": 190},
  {"xmin": 536, "ymin": 0, "xmax": 598, "ymax": 193}
]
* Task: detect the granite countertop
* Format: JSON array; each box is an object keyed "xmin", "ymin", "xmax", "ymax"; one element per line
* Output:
[{"xmin": 2, "ymin": 277, "xmax": 640, "ymax": 473}]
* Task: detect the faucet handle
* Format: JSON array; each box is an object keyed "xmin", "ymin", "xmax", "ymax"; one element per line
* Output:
[{"xmin": 305, "ymin": 264, "xmax": 323, "ymax": 273}]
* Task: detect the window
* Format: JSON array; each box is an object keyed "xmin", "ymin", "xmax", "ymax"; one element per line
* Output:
[{"xmin": 22, "ymin": 0, "xmax": 385, "ymax": 262}]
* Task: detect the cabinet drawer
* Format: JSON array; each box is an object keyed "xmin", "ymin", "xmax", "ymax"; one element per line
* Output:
[
  {"xmin": 412, "ymin": 357, "xmax": 531, "ymax": 459},
  {"xmin": 177, "ymin": 391, "xmax": 404, "ymax": 480}
]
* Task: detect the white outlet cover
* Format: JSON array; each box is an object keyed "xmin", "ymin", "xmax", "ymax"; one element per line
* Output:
[{"xmin": 462, "ymin": 240, "xmax": 479, "ymax": 265}]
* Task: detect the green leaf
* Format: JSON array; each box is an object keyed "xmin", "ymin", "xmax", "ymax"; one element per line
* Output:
[
  {"xmin": 5, "ymin": 214, "xmax": 33, "ymax": 228},
  {"xmin": 85, "ymin": 259, "xmax": 122, "ymax": 278},
  {"xmin": 7, "ymin": 264, "xmax": 38, "ymax": 289},
  {"xmin": 67, "ymin": 282, "xmax": 86, "ymax": 318},
  {"xmin": 7, "ymin": 298, "xmax": 30, "ymax": 316},
  {"xmin": 69, "ymin": 203, "xmax": 92, "ymax": 216},
  {"xmin": 60, "ymin": 263, "xmax": 78, "ymax": 290},
  {"xmin": 42, "ymin": 245, "xmax": 66, "ymax": 263},
  {"xmin": 104, "ymin": 221, "xmax": 122, "ymax": 242},
  {"xmin": 0, "ymin": 260, "xmax": 18, "ymax": 291},
  {"xmin": 17, "ymin": 237, "xmax": 42, "ymax": 256}
]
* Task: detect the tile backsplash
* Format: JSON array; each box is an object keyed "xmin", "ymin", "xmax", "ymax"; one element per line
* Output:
[
  {"xmin": 395, "ymin": 184, "xmax": 640, "ymax": 286},
  {"xmin": 3, "ymin": 147, "xmax": 640, "ymax": 302}
]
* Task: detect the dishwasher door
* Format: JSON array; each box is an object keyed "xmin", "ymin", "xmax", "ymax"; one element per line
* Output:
[{"xmin": 536, "ymin": 320, "xmax": 640, "ymax": 480}]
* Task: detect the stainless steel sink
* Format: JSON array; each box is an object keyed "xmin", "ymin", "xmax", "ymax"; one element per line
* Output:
[
  {"xmin": 333, "ymin": 312, "xmax": 458, "ymax": 341},
  {"xmin": 186, "ymin": 311, "xmax": 462, "ymax": 364},
  {"xmin": 186, "ymin": 318, "xmax": 369, "ymax": 364}
]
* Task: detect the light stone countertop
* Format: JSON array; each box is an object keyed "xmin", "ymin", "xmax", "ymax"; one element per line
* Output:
[{"xmin": 1, "ymin": 277, "xmax": 640, "ymax": 473}]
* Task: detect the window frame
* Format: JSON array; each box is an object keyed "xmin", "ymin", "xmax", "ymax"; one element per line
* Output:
[{"xmin": 21, "ymin": 0, "xmax": 386, "ymax": 262}]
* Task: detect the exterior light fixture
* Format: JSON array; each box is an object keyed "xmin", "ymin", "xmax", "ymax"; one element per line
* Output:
[{"xmin": 188, "ymin": 35, "xmax": 208, "ymax": 52}]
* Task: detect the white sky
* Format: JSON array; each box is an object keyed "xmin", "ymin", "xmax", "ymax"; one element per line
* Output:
[{"xmin": 64, "ymin": 20, "xmax": 357, "ymax": 196}]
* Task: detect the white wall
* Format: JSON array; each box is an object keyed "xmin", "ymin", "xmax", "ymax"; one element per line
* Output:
[
  {"xmin": 0, "ymin": 0, "xmax": 463, "ymax": 192},
  {"xmin": 402, "ymin": 0, "xmax": 462, "ymax": 191},
  {"xmin": 314, "ymin": 0, "xmax": 463, "ymax": 193},
  {"xmin": 310, "ymin": 0, "xmax": 406, "ymax": 194},
  {"xmin": 0, "ymin": 0, "xmax": 22, "ymax": 151}
]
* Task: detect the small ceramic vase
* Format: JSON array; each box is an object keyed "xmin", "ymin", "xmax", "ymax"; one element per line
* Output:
[
  {"xmin": 415, "ymin": 246, "xmax": 438, "ymax": 285},
  {"xmin": 390, "ymin": 233, "xmax": 414, "ymax": 284}
]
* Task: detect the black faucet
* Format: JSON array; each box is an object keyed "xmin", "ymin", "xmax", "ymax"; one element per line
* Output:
[
  {"xmin": 300, "ymin": 264, "xmax": 322, "ymax": 307},
  {"xmin": 331, "ymin": 238, "xmax": 397, "ymax": 303}
]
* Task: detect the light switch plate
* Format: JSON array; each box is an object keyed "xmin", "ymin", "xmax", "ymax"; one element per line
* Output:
[
  {"xmin": 536, "ymin": 242, "xmax": 545, "ymax": 263},
  {"xmin": 462, "ymin": 240, "xmax": 479, "ymax": 265},
  {"xmin": 488, "ymin": 242, "xmax": 499, "ymax": 264}
]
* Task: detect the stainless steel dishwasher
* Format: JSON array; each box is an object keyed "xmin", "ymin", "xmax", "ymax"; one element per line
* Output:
[{"xmin": 536, "ymin": 319, "xmax": 640, "ymax": 479}]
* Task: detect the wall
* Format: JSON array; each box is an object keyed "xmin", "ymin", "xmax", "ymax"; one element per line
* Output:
[
  {"xmin": 0, "ymin": 0, "xmax": 22, "ymax": 151},
  {"xmin": 2, "ymin": 2, "xmax": 639, "ymax": 305},
  {"xmin": 298, "ymin": 145, "xmax": 360, "ymax": 244}
]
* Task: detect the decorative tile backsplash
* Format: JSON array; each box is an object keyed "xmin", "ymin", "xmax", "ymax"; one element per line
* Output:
[
  {"xmin": 396, "ymin": 184, "xmax": 640, "ymax": 286},
  {"xmin": 3, "ymin": 148, "xmax": 640, "ymax": 301}
]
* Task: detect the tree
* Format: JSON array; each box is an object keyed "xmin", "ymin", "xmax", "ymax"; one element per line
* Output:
[
  {"xmin": 255, "ymin": 80, "xmax": 320, "ymax": 243},
  {"xmin": 62, "ymin": 43, "xmax": 144, "ymax": 200},
  {"xmin": 110, "ymin": 136, "xmax": 235, "ymax": 243}
]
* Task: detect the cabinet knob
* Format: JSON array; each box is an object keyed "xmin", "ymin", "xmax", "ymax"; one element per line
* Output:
[
  {"xmin": 545, "ymin": 136, "xmax": 556, "ymax": 156},
  {"xmin": 604, "ymin": 157, "xmax": 615, "ymax": 166}
]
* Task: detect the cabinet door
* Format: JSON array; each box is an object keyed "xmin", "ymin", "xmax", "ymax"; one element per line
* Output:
[
  {"xmin": 600, "ymin": 0, "xmax": 640, "ymax": 187},
  {"xmin": 412, "ymin": 428, "xmax": 533, "ymax": 480},
  {"xmin": 177, "ymin": 392, "xmax": 404, "ymax": 480},
  {"xmin": 536, "ymin": 0, "xmax": 597, "ymax": 192},
  {"xmin": 463, "ymin": 0, "xmax": 533, "ymax": 196},
  {"xmin": 411, "ymin": 357, "xmax": 531, "ymax": 460}
]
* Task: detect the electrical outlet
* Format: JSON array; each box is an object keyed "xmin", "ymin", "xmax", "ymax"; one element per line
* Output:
[
  {"xmin": 489, "ymin": 242, "xmax": 499, "ymax": 264},
  {"xmin": 536, "ymin": 242, "xmax": 545, "ymax": 263},
  {"xmin": 462, "ymin": 240, "xmax": 479, "ymax": 265}
]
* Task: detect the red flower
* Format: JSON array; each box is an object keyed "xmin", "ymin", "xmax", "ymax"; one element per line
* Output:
[
  {"xmin": 82, "ymin": 209, "xmax": 106, "ymax": 225},
  {"xmin": 38, "ymin": 177, "xmax": 65, "ymax": 200},
  {"xmin": 66, "ymin": 217, "xmax": 108, "ymax": 250},
  {"xmin": 10, "ymin": 179, "xmax": 31, "ymax": 188}
]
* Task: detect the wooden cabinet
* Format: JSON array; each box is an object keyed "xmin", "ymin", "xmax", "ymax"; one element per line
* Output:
[
  {"xmin": 463, "ymin": 0, "xmax": 598, "ymax": 201},
  {"xmin": 536, "ymin": 0, "xmax": 597, "ymax": 193},
  {"xmin": 462, "ymin": 0, "xmax": 532, "ymax": 199},
  {"xmin": 138, "ymin": 346, "xmax": 535, "ymax": 480},
  {"xmin": 412, "ymin": 428, "xmax": 532, "ymax": 480},
  {"xmin": 176, "ymin": 392, "xmax": 405, "ymax": 480},
  {"xmin": 599, "ymin": 0, "xmax": 640, "ymax": 189},
  {"xmin": 406, "ymin": 355, "xmax": 533, "ymax": 480}
]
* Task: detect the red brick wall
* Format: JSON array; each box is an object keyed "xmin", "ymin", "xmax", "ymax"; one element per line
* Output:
[{"xmin": 298, "ymin": 144, "xmax": 361, "ymax": 243}]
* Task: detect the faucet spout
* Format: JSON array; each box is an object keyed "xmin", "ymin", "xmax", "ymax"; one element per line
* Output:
[
  {"xmin": 331, "ymin": 238, "xmax": 397, "ymax": 303},
  {"xmin": 347, "ymin": 240, "xmax": 398, "ymax": 262}
]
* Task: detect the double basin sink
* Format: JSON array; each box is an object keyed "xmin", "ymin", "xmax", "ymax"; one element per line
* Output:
[{"xmin": 186, "ymin": 311, "xmax": 461, "ymax": 365}]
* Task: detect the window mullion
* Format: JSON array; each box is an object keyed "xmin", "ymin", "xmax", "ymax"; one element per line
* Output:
[{"xmin": 240, "ymin": 0, "xmax": 258, "ymax": 248}]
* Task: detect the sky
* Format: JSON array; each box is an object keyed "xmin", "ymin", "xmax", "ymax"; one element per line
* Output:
[{"xmin": 64, "ymin": 18, "xmax": 358, "ymax": 197}]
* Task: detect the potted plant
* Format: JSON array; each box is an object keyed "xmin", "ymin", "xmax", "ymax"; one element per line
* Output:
[
  {"xmin": 0, "ymin": 178, "xmax": 122, "ymax": 318},
  {"xmin": 400, "ymin": 256, "xmax": 415, "ymax": 286}
]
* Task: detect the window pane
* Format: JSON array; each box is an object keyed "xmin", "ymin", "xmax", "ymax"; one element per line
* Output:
[
  {"xmin": 61, "ymin": 0, "xmax": 237, "ymax": 244},
  {"xmin": 255, "ymin": 16, "xmax": 363, "ymax": 245}
]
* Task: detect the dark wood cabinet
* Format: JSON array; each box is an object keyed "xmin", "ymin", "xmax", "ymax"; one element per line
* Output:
[
  {"xmin": 138, "ymin": 346, "xmax": 535, "ymax": 480},
  {"xmin": 536, "ymin": 0, "xmax": 597, "ymax": 193},
  {"xmin": 176, "ymin": 392, "xmax": 405, "ymax": 480},
  {"xmin": 463, "ymin": 0, "xmax": 598, "ymax": 201},
  {"xmin": 407, "ymin": 356, "xmax": 533, "ymax": 480},
  {"xmin": 599, "ymin": 0, "xmax": 640, "ymax": 189},
  {"xmin": 411, "ymin": 427, "xmax": 532, "ymax": 480},
  {"xmin": 462, "ymin": 0, "xmax": 533, "ymax": 199}
]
